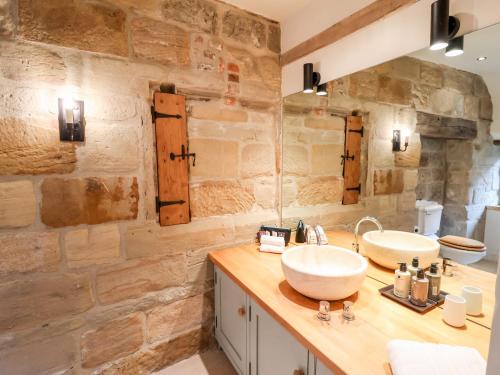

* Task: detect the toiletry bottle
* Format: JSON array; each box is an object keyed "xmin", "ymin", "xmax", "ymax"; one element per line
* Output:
[
  {"xmin": 407, "ymin": 256, "xmax": 419, "ymax": 294},
  {"xmin": 394, "ymin": 262, "xmax": 411, "ymax": 299},
  {"xmin": 410, "ymin": 268, "xmax": 429, "ymax": 307},
  {"xmin": 425, "ymin": 262, "xmax": 441, "ymax": 301}
]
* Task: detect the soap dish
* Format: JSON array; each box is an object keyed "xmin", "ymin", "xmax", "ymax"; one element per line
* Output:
[{"xmin": 379, "ymin": 284, "xmax": 448, "ymax": 314}]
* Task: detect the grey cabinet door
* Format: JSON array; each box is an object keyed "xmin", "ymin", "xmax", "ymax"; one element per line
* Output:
[
  {"xmin": 249, "ymin": 299, "xmax": 308, "ymax": 375},
  {"xmin": 215, "ymin": 267, "xmax": 249, "ymax": 375}
]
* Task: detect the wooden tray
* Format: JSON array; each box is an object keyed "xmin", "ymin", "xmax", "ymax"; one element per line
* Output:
[{"xmin": 379, "ymin": 284, "xmax": 448, "ymax": 313}]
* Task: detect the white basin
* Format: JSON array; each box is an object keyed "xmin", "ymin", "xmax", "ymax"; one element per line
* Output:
[
  {"xmin": 362, "ymin": 230, "xmax": 440, "ymax": 269},
  {"xmin": 281, "ymin": 245, "xmax": 368, "ymax": 300}
]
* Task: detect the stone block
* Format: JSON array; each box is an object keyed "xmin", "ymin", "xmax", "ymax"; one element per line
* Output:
[
  {"xmin": 373, "ymin": 57, "xmax": 420, "ymax": 81},
  {"xmin": 420, "ymin": 62, "xmax": 443, "ymax": 88},
  {"xmin": 190, "ymin": 181, "xmax": 255, "ymax": 217},
  {"xmin": 464, "ymin": 95, "xmax": 480, "ymax": 119},
  {"xmin": 416, "ymin": 111, "xmax": 476, "ymax": 140},
  {"xmin": 241, "ymin": 144, "xmax": 275, "ymax": 178},
  {"xmin": 41, "ymin": 177, "xmax": 139, "ymax": 228},
  {"xmin": 479, "ymin": 96, "xmax": 493, "ymax": 120},
  {"xmin": 371, "ymin": 139, "xmax": 394, "ymax": 169},
  {"xmin": 0, "ymin": 0, "xmax": 15, "ymax": 35},
  {"xmin": 311, "ymin": 144, "xmax": 343, "ymax": 176},
  {"xmin": 0, "ymin": 40, "xmax": 66, "ymax": 84},
  {"xmin": 189, "ymin": 139, "xmax": 239, "ymax": 179},
  {"xmin": 77, "ymin": 122, "xmax": 139, "ymax": 174},
  {"xmin": 283, "ymin": 145, "xmax": 309, "ymax": 176},
  {"xmin": 162, "ymin": 0, "xmax": 218, "ymax": 34},
  {"xmin": 0, "ymin": 273, "xmax": 93, "ymax": 332},
  {"xmin": 0, "ymin": 117, "xmax": 76, "ymax": 175},
  {"xmin": 430, "ymin": 89, "xmax": 464, "ymax": 116},
  {"xmin": 373, "ymin": 169, "xmax": 404, "ymax": 195},
  {"xmin": 0, "ymin": 180, "xmax": 36, "ymax": 228},
  {"xmin": 131, "ymin": 17, "xmax": 190, "ymax": 66},
  {"xmin": 473, "ymin": 76, "xmax": 490, "ymax": 97},
  {"xmin": 304, "ymin": 116, "xmax": 345, "ymax": 130},
  {"xmin": 348, "ymin": 71, "xmax": 378, "ymax": 100},
  {"xmin": 81, "ymin": 313, "xmax": 144, "ymax": 368},
  {"xmin": 96, "ymin": 255, "xmax": 186, "ymax": 305},
  {"xmin": 267, "ymin": 24, "xmax": 280, "ymax": 53},
  {"xmin": 394, "ymin": 134, "xmax": 421, "ymax": 168},
  {"xmin": 404, "ymin": 169, "xmax": 418, "ymax": 191},
  {"xmin": 190, "ymin": 104, "xmax": 248, "ymax": 122},
  {"xmin": 19, "ymin": 0, "xmax": 128, "ymax": 56},
  {"xmin": 222, "ymin": 11, "xmax": 266, "ymax": 49},
  {"xmin": 297, "ymin": 177, "xmax": 343, "ymax": 205},
  {"xmin": 125, "ymin": 218, "xmax": 233, "ymax": 259},
  {"xmin": 146, "ymin": 293, "xmax": 212, "ymax": 343},
  {"xmin": 0, "ymin": 335, "xmax": 76, "ymax": 375},
  {"xmin": 443, "ymin": 68, "xmax": 474, "ymax": 95},
  {"xmin": 254, "ymin": 178, "xmax": 276, "ymax": 209},
  {"xmin": 377, "ymin": 76, "xmax": 412, "ymax": 105},
  {"xmin": 65, "ymin": 225, "xmax": 121, "ymax": 269},
  {"xmin": 93, "ymin": 325, "xmax": 211, "ymax": 375},
  {"xmin": 0, "ymin": 232, "xmax": 60, "ymax": 276},
  {"xmin": 398, "ymin": 192, "xmax": 417, "ymax": 212}
]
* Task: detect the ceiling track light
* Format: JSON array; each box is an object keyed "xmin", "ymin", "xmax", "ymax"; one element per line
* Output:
[
  {"xmin": 303, "ymin": 63, "xmax": 321, "ymax": 94},
  {"xmin": 430, "ymin": 0, "xmax": 460, "ymax": 51},
  {"xmin": 316, "ymin": 83, "xmax": 328, "ymax": 96},
  {"xmin": 445, "ymin": 36, "xmax": 464, "ymax": 57}
]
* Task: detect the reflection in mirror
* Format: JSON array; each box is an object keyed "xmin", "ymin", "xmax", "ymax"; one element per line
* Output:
[{"xmin": 282, "ymin": 23, "xmax": 500, "ymax": 274}]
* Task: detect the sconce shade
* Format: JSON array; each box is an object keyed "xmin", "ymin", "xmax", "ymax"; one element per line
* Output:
[
  {"xmin": 316, "ymin": 83, "xmax": 327, "ymax": 96},
  {"xmin": 445, "ymin": 36, "xmax": 464, "ymax": 57},
  {"xmin": 430, "ymin": 0, "xmax": 449, "ymax": 50},
  {"xmin": 58, "ymin": 98, "xmax": 85, "ymax": 142},
  {"xmin": 303, "ymin": 63, "xmax": 320, "ymax": 93}
]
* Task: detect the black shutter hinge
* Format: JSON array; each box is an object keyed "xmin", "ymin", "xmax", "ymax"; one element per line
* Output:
[
  {"xmin": 156, "ymin": 197, "xmax": 186, "ymax": 212},
  {"xmin": 346, "ymin": 185, "xmax": 361, "ymax": 193},
  {"xmin": 151, "ymin": 106, "xmax": 182, "ymax": 122},
  {"xmin": 348, "ymin": 126, "xmax": 364, "ymax": 137}
]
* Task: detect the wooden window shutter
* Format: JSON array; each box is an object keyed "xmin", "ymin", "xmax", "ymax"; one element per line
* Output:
[
  {"xmin": 153, "ymin": 92, "xmax": 191, "ymax": 226},
  {"xmin": 342, "ymin": 115, "xmax": 363, "ymax": 205}
]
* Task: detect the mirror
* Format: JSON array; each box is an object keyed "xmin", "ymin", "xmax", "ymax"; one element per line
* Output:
[{"xmin": 282, "ymin": 22, "xmax": 500, "ymax": 274}]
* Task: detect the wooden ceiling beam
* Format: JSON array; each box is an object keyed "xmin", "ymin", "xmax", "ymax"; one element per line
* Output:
[{"xmin": 281, "ymin": 0, "xmax": 419, "ymax": 66}]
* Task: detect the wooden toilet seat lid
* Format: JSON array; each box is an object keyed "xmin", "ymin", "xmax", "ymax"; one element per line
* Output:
[{"xmin": 438, "ymin": 235, "xmax": 486, "ymax": 252}]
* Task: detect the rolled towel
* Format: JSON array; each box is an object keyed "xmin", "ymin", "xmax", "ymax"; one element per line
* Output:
[
  {"xmin": 387, "ymin": 339, "xmax": 486, "ymax": 375},
  {"xmin": 259, "ymin": 244, "xmax": 285, "ymax": 254},
  {"xmin": 260, "ymin": 234, "xmax": 285, "ymax": 247}
]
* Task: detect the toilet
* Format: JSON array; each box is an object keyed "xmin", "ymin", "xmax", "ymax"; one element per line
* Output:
[{"xmin": 415, "ymin": 200, "xmax": 487, "ymax": 265}]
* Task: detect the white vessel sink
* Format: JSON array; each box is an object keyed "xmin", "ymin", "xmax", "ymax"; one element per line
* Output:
[
  {"xmin": 362, "ymin": 230, "xmax": 440, "ymax": 270},
  {"xmin": 281, "ymin": 245, "xmax": 368, "ymax": 300}
]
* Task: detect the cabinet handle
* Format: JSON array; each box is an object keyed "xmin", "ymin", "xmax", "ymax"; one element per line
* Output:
[
  {"xmin": 293, "ymin": 370, "xmax": 304, "ymax": 375},
  {"xmin": 238, "ymin": 307, "xmax": 246, "ymax": 316}
]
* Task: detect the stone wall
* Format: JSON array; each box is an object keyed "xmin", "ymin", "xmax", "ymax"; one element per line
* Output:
[
  {"xmin": 283, "ymin": 56, "xmax": 500, "ymax": 239},
  {"xmin": 0, "ymin": 0, "xmax": 280, "ymax": 373}
]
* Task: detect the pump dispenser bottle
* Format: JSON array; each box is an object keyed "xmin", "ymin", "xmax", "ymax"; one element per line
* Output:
[
  {"xmin": 394, "ymin": 262, "xmax": 411, "ymax": 299},
  {"xmin": 410, "ymin": 268, "xmax": 429, "ymax": 307},
  {"xmin": 408, "ymin": 257, "xmax": 419, "ymax": 278},
  {"xmin": 426, "ymin": 262, "xmax": 441, "ymax": 301}
]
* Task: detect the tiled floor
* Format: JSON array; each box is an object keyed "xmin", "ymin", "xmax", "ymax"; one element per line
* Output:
[{"xmin": 154, "ymin": 349, "xmax": 237, "ymax": 375}]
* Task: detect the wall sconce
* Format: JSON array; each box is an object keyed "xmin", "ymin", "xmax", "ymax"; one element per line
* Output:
[
  {"xmin": 429, "ymin": 0, "xmax": 460, "ymax": 51},
  {"xmin": 303, "ymin": 63, "xmax": 321, "ymax": 94},
  {"xmin": 316, "ymin": 83, "xmax": 328, "ymax": 96},
  {"xmin": 445, "ymin": 35, "xmax": 464, "ymax": 57},
  {"xmin": 58, "ymin": 98, "xmax": 85, "ymax": 142},
  {"xmin": 392, "ymin": 130, "xmax": 409, "ymax": 152}
]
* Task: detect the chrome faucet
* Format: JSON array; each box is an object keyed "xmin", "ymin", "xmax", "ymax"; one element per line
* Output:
[{"xmin": 353, "ymin": 216, "xmax": 384, "ymax": 253}]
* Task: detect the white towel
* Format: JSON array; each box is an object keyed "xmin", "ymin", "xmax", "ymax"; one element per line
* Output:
[
  {"xmin": 387, "ymin": 339, "xmax": 486, "ymax": 375},
  {"xmin": 260, "ymin": 234, "xmax": 285, "ymax": 247},
  {"xmin": 259, "ymin": 244, "xmax": 284, "ymax": 254}
]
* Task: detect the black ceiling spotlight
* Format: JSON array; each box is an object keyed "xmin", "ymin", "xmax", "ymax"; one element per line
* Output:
[
  {"xmin": 303, "ymin": 63, "xmax": 321, "ymax": 94},
  {"xmin": 316, "ymin": 83, "xmax": 328, "ymax": 96},
  {"xmin": 429, "ymin": 0, "xmax": 460, "ymax": 51},
  {"xmin": 445, "ymin": 35, "xmax": 464, "ymax": 57}
]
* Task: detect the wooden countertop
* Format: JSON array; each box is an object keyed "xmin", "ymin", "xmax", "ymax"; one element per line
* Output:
[{"xmin": 209, "ymin": 231, "xmax": 494, "ymax": 375}]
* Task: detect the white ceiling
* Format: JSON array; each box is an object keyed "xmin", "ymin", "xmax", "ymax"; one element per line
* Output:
[
  {"xmin": 222, "ymin": 0, "xmax": 311, "ymax": 22},
  {"xmin": 411, "ymin": 22, "xmax": 500, "ymax": 77}
]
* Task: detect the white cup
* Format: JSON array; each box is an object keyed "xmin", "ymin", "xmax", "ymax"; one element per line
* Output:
[
  {"xmin": 442, "ymin": 294, "xmax": 466, "ymax": 327},
  {"xmin": 461, "ymin": 286, "xmax": 483, "ymax": 316}
]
